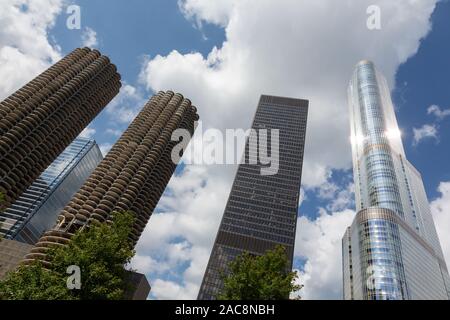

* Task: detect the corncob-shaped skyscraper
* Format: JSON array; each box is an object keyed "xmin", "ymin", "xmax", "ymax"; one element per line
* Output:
[
  {"xmin": 0, "ymin": 47, "xmax": 121, "ymax": 209},
  {"xmin": 24, "ymin": 91, "xmax": 199, "ymax": 264}
]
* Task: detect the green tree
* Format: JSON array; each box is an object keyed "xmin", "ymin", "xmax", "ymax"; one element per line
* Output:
[
  {"xmin": 217, "ymin": 245, "xmax": 303, "ymax": 300},
  {"xmin": 0, "ymin": 263, "xmax": 74, "ymax": 300},
  {"xmin": 0, "ymin": 211, "xmax": 136, "ymax": 300}
]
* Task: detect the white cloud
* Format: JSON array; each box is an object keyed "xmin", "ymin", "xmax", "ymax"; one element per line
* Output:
[
  {"xmin": 298, "ymin": 187, "xmax": 306, "ymax": 207},
  {"xmin": 428, "ymin": 104, "xmax": 450, "ymax": 120},
  {"xmin": 100, "ymin": 84, "xmax": 144, "ymax": 148},
  {"xmin": 142, "ymin": 0, "xmax": 437, "ymax": 188},
  {"xmin": 0, "ymin": 0, "xmax": 441, "ymax": 301},
  {"xmin": 296, "ymin": 208, "xmax": 355, "ymax": 299},
  {"xmin": 413, "ymin": 124, "xmax": 438, "ymax": 145},
  {"xmin": 131, "ymin": 164, "xmax": 232, "ymax": 299},
  {"xmin": 81, "ymin": 26, "xmax": 98, "ymax": 48},
  {"xmin": 307, "ymin": 172, "xmax": 354, "ymax": 212},
  {"xmin": 328, "ymin": 183, "xmax": 355, "ymax": 212},
  {"xmin": 151, "ymin": 279, "xmax": 200, "ymax": 300},
  {"xmin": 105, "ymin": 128, "xmax": 123, "ymax": 137},
  {"xmin": 178, "ymin": 0, "xmax": 236, "ymax": 28},
  {"xmin": 99, "ymin": 143, "xmax": 112, "ymax": 156},
  {"xmin": 316, "ymin": 181, "xmax": 339, "ymax": 200},
  {"xmin": 430, "ymin": 181, "xmax": 450, "ymax": 267},
  {"xmin": 130, "ymin": 254, "xmax": 171, "ymax": 276},
  {"xmin": 291, "ymin": 268, "xmax": 304, "ymax": 300},
  {"xmin": 105, "ymin": 84, "xmax": 146, "ymax": 124},
  {"xmin": 78, "ymin": 126, "xmax": 96, "ymax": 139},
  {"xmin": 0, "ymin": 0, "xmax": 63, "ymax": 99},
  {"xmin": 137, "ymin": 0, "xmax": 438, "ymax": 300}
]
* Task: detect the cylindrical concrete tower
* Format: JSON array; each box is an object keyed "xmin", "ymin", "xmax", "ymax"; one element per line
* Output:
[
  {"xmin": 0, "ymin": 47, "xmax": 121, "ymax": 209},
  {"xmin": 24, "ymin": 91, "xmax": 199, "ymax": 265}
]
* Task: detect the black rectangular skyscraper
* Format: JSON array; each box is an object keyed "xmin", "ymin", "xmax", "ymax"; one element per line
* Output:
[{"xmin": 198, "ymin": 94, "xmax": 308, "ymax": 300}]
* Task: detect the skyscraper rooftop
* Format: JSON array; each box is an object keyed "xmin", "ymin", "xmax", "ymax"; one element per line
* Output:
[{"xmin": 198, "ymin": 94, "xmax": 308, "ymax": 300}]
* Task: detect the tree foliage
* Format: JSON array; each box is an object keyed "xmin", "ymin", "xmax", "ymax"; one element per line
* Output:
[
  {"xmin": 0, "ymin": 263, "xmax": 74, "ymax": 300},
  {"xmin": 217, "ymin": 245, "xmax": 303, "ymax": 300},
  {"xmin": 0, "ymin": 211, "xmax": 136, "ymax": 300}
]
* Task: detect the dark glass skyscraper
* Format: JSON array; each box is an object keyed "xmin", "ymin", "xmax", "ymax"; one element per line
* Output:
[
  {"xmin": 0, "ymin": 47, "xmax": 121, "ymax": 209},
  {"xmin": 198, "ymin": 94, "xmax": 308, "ymax": 300},
  {"xmin": 0, "ymin": 137, "xmax": 103, "ymax": 245},
  {"xmin": 24, "ymin": 91, "xmax": 199, "ymax": 265}
]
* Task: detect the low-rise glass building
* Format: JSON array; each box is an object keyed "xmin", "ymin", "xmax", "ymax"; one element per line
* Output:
[{"xmin": 0, "ymin": 137, "xmax": 103, "ymax": 244}]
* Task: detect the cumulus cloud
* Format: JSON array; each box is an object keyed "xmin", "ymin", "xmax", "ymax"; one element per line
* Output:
[
  {"xmin": 430, "ymin": 181, "xmax": 450, "ymax": 267},
  {"xmin": 413, "ymin": 124, "xmax": 439, "ymax": 145},
  {"xmin": 295, "ymin": 208, "xmax": 355, "ymax": 299},
  {"xmin": 0, "ymin": 0, "xmax": 441, "ymax": 301},
  {"xmin": 135, "ymin": 0, "xmax": 439, "ymax": 299},
  {"xmin": 298, "ymin": 188, "xmax": 306, "ymax": 207},
  {"xmin": 313, "ymin": 177, "xmax": 354, "ymax": 210},
  {"xmin": 317, "ymin": 181, "xmax": 340, "ymax": 201},
  {"xmin": 105, "ymin": 84, "xmax": 146, "ymax": 124},
  {"xmin": 428, "ymin": 104, "xmax": 450, "ymax": 120},
  {"xmin": 105, "ymin": 128, "xmax": 123, "ymax": 137},
  {"xmin": 0, "ymin": 0, "xmax": 63, "ymax": 99},
  {"xmin": 412, "ymin": 105, "xmax": 450, "ymax": 147},
  {"xmin": 142, "ymin": 0, "xmax": 437, "ymax": 188},
  {"xmin": 151, "ymin": 279, "xmax": 200, "ymax": 300},
  {"xmin": 99, "ymin": 143, "xmax": 112, "ymax": 156},
  {"xmin": 81, "ymin": 26, "xmax": 98, "ymax": 48},
  {"xmin": 178, "ymin": 0, "xmax": 236, "ymax": 28},
  {"xmin": 78, "ymin": 126, "xmax": 96, "ymax": 139},
  {"xmin": 131, "ymin": 165, "xmax": 233, "ymax": 299},
  {"xmin": 328, "ymin": 183, "xmax": 355, "ymax": 212}
]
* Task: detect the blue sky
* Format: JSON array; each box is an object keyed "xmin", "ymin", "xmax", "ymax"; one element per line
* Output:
[
  {"xmin": 393, "ymin": 1, "xmax": 450, "ymax": 198},
  {"xmin": 48, "ymin": 0, "xmax": 226, "ymax": 153},
  {"xmin": 46, "ymin": 0, "xmax": 450, "ymax": 300},
  {"xmin": 48, "ymin": 0, "xmax": 450, "ymax": 215},
  {"xmin": 52, "ymin": 0, "xmax": 225, "ymax": 79},
  {"xmin": 1, "ymin": 0, "xmax": 449, "ymax": 299}
]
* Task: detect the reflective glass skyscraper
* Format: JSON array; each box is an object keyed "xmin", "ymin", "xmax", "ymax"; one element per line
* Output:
[
  {"xmin": 198, "ymin": 95, "xmax": 308, "ymax": 300},
  {"xmin": 343, "ymin": 60, "xmax": 450, "ymax": 300},
  {"xmin": 0, "ymin": 137, "xmax": 103, "ymax": 244}
]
